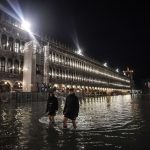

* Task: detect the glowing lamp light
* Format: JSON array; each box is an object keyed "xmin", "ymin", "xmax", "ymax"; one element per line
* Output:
[
  {"xmin": 116, "ymin": 68, "xmax": 119, "ymax": 72},
  {"xmin": 123, "ymin": 71, "xmax": 126, "ymax": 75},
  {"xmin": 103, "ymin": 62, "xmax": 108, "ymax": 67},
  {"xmin": 21, "ymin": 20, "xmax": 31, "ymax": 32},
  {"xmin": 78, "ymin": 49, "xmax": 82, "ymax": 55},
  {"xmin": 76, "ymin": 48, "xmax": 83, "ymax": 56}
]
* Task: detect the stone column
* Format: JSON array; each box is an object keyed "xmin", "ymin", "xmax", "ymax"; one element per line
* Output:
[
  {"xmin": 43, "ymin": 45, "xmax": 49, "ymax": 85},
  {"xmin": 23, "ymin": 41, "xmax": 37, "ymax": 92},
  {"xmin": 6, "ymin": 36, "xmax": 9, "ymax": 51},
  {"xmin": 19, "ymin": 60, "xmax": 21, "ymax": 74},
  {"xmin": 0, "ymin": 33, "xmax": 1, "ymax": 49},
  {"xmin": 5, "ymin": 57, "xmax": 8, "ymax": 72},
  {"xmin": 13, "ymin": 39, "xmax": 16, "ymax": 52},
  {"xmin": 12, "ymin": 59, "xmax": 15, "ymax": 74}
]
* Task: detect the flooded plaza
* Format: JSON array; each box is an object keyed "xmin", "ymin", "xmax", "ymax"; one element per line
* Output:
[{"xmin": 0, "ymin": 94, "xmax": 150, "ymax": 150}]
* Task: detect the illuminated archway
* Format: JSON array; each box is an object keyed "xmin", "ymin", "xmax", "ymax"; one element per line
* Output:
[
  {"xmin": 0, "ymin": 81, "xmax": 11, "ymax": 92},
  {"xmin": 13, "ymin": 82, "xmax": 22, "ymax": 91}
]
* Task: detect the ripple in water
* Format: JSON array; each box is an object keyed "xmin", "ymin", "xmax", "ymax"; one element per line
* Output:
[{"xmin": 0, "ymin": 94, "xmax": 150, "ymax": 150}]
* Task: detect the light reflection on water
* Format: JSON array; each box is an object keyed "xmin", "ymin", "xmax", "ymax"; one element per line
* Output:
[{"xmin": 0, "ymin": 94, "xmax": 150, "ymax": 150}]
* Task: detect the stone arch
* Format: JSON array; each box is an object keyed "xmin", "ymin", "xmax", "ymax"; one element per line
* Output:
[
  {"xmin": 0, "ymin": 80, "xmax": 13, "ymax": 92},
  {"xmin": 20, "ymin": 41, "xmax": 25, "ymax": 53},
  {"xmin": 8, "ymin": 37, "xmax": 14, "ymax": 51},
  {"xmin": 13, "ymin": 81, "xmax": 22, "ymax": 91},
  {"xmin": 7, "ymin": 58, "xmax": 13, "ymax": 73},
  {"xmin": 0, "ymin": 57, "xmax": 6, "ymax": 72},
  {"xmin": 1, "ymin": 34, "xmax": 7, "ymax": 50},
  {"xmin": 14, "ymin": 60, "xmax": 19, "ymax": 74}
]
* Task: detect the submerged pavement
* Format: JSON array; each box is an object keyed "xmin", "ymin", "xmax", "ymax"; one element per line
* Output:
[{"xmin": 0, "ymin": 94, "xmax": 150, "ymax": 150}]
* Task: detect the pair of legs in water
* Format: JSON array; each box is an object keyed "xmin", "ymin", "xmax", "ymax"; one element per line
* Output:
[
  {"xmin": 48, "ymin": 110, "xmax": 56, "ymax": 123},
  {"xmin": 48, "ymin": 115, "xmax": 55, "ymax": 124},
  {"xmin": 48, "ymin": 114, "xmax": 77, "ymax": 129},
  {"xmin": 63, "ymin": 116, "xmax": 77, "ymax": 129}
]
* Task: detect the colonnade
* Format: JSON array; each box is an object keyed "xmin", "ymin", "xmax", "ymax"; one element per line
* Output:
[{"xmin": 0, "ymin": 33, "xmax": 25, "ymax": 53}]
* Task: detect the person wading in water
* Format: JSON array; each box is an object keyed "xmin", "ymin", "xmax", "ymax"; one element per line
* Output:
[
  {"xmin": 46, "ymin": 91, "xmax": 58, "ymax": 124},
  {"xmin": 63, "ymin": 88, "xmax": 79, "ymax": 129}
]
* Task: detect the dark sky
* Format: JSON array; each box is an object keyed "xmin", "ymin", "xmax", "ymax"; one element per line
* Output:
[{"xmin": 1, "ymin": 0, "xmax": 150, "ymax": 88}]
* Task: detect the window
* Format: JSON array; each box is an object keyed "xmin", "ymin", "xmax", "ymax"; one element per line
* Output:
[
  {"xmin": 7, "ymin": 59, "xmax": 12, "ymax": 73},
  {"xmin": 14, "ymin": 60, "xmax": 19, "ymax": 74},
  {"xmin": 20, "ymin": 41, "xmax": 25, "ymax": 53},
  {"xmin": 14, "ymin": 40, "xmax": 20, "ymax": 53},
  {"xmin": 0, "ymin": 57, "xmax": 5, "ymax": 72},
  {"xmin": 8, "ymin": 37, "xmax": 13, "ymax": 51},
  {"xmin": 36, "ymin": 65, "xmax": 41, "ymax": 74},
  {"xmin": 1, "ymin": 34, "xmax": 7, "ymax": 50}
]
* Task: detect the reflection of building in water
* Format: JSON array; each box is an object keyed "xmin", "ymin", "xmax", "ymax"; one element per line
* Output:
[
  {"xmin": 106, "ymin": 96, "xmax": 111, "ymax": 107},
  {"xmin": 0, "ymin": 10, "xmax": 131, "ymax": 94}
]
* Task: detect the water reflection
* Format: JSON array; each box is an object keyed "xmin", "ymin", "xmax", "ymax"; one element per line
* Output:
[{"xmin": 0, "ymin": 94, "xmax": 150, "ymax": 149}]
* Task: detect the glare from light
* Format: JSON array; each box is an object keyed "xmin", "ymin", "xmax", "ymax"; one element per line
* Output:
[
  {"xmin": 21, "ymin": 20, "xmax": 31, "ymax": 32},
  {"xmin": 77, "ymin": 48, "xmax": 83, "ymax": 56},
  {"xmin": 123, "ymin": 71, "xmax": 126, "ymax": 75},
  {"xmin": 4, "ymin": 0, "xmax": 39, "ymax": 45},
  {"xmin": 103, "ymin": 62, "xmax": 108, "ymax": 67},
  {"xmin": 0, "ymin": 3, "xmax": 20, "ymax": 22},
  {"xmin": 73, "ymin": 30, "xmax": 84, "ymax": 56},
  {"xmin": 116, "ymin": 68, "xmax": 119, "ymax": 72}
]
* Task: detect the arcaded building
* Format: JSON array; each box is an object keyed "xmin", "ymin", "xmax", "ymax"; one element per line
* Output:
[{"xmin": 0, "ymin": 10, "xmax": 131, "ymax": 94}]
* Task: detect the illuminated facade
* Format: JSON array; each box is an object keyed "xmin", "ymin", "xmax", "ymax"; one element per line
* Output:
[{"xmin": 0, "ymin": 10, "xmax": 131, "ymax": 94}]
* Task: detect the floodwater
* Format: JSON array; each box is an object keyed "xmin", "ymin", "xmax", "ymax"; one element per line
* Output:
[{"xmin": 0, "ymin": 94, "xmax": 150, "ymax": 150}]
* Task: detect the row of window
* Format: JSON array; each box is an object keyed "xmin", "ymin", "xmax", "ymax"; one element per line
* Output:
[
  {"xmin": 0, "ymin": 34, "xmax": 25, "ymax": 53},
  {"xmin": 49, "ymin": 51, "xmax": 130, "ymax": 83},
  {"xmin": 0, "ymin": 57, "xmax": 23, "ymax": 74},
  {"xmin": 48, "ymin": 67, "xmax": 130, "ymax": 88}
]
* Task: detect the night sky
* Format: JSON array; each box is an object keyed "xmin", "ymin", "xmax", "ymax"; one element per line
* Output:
[{"xmin": 1, "ymin": 0, "xmax": 150, "ymax": 88}]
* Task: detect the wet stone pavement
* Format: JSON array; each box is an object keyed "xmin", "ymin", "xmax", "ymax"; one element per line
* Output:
[{"xmin": 1, "ymin": 94, "xmax": 150, "ymax": 150}]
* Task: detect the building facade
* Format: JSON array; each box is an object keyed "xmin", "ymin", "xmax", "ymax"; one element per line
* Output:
[
  {"xmin": 142, "ymin": 79, "xmax": 150, "ymax": 94},
  {"xmin": 0, "ymin": 10, "xmax": 131, "ymax": 94}
]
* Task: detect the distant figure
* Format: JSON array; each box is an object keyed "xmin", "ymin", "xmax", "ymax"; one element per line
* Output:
[
  {"xmin": 46, "ymin": 91, "xmax": 58, "ymax": 123},
  {"xmin": 63, "ymin": 88, "xmax": 79, "ymax": 129}
]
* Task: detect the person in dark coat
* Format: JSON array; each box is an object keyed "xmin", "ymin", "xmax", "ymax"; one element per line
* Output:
[
  {"xmin": 46, "ymin": 91, "xmax": 58, "ymax": 123},
  {"xmin": 63, "ymin": 88, "xmax": 79, "ymax": 129}
]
